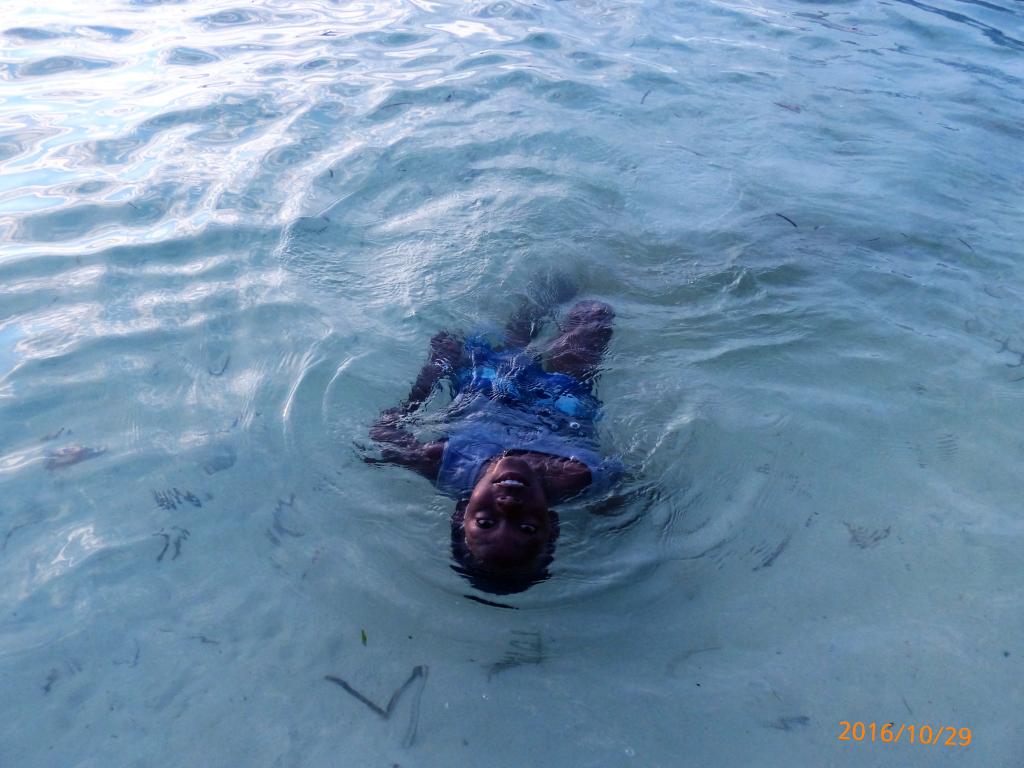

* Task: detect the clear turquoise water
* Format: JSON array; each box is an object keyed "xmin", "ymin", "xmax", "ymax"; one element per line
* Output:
[{"xmin": 1, "ymin": 0, "xmax": 1022, "ymax": 765}]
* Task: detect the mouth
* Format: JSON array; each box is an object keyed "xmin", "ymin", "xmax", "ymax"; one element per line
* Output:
[{"xmin": 493, "ymin": 471, "xmax": 529, "ymax": 489}]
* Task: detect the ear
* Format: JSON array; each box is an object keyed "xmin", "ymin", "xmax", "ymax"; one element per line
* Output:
[{"xmin": 453, "ymin": 498, "xmax": 469, "ymax": 528}]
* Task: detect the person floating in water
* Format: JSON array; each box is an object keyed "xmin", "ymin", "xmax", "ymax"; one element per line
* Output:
[{"xmin": 368, "ymin": 294, "xmax": 621, "ymax": 595}]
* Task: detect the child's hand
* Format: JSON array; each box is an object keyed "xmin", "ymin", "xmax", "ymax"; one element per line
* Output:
[
  {"xmin": 377, "ymin": 406, "xmax": 404, "ymax": 423},
  {"xmin": 370, "ymin": 407, "xmax": 406, "ymax": 439}
]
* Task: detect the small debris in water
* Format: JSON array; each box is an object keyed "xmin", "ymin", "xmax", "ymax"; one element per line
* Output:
[
  {"xmin": 325, "ymin": 666, "xmax": 428, "ymax": 747},
  {"xmin": 154, "ymin": 527, "xmax": 190, "ymax": 561},
  {"xmin": 768, "ymin": 715, "xmax": 810, "ymax": 731},
  {"xmin": 208, "ymin": 355, "xmax": 230, "ymax": 377},
  {"xmin": 40, "ymin": 427, "xmax": 65, "ymax": 442},
  {"xmin": 153, "ymin": 488, "xmax": 202, "ymax": 510},
  {"xmin": 45, "ymin": 445, "xmax": 105, "ymax": 470},
  {"xmin": 843, "ymin": 521, "xmax": 891, "ymax": 549}
]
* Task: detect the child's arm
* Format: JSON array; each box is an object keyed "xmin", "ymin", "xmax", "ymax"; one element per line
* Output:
[
  {"xmin": 368, "ymin": 408, "xmax": 444, "ymax": 478},
  {"xmin": 366, "ymin": 331, "xmax": 462, "ymax": 479},
  {"xmin": 402, "ymin": 331, "xmax": 463, "ymax": 409}
]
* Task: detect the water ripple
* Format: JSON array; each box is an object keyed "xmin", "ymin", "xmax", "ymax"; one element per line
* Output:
[
  {"xmin": 1, "ymin": 0, "xmax": 1023, "ymax": 762},
  {"xmin": 166, "ymin": 46, "xmax": 221, "ymax": 66},
  {"xmin": 7, "ymin": 55, "xmax": 117, "ymax": 78}
]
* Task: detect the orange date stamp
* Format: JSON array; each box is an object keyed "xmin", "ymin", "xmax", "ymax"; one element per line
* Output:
[{"xmin": 838, "ymin": 721, "xmax": 972, "ymax": 746}]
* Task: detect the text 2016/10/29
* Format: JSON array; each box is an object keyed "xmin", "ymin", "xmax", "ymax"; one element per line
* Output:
[{"xmin": 838, "ymin": 722, "xmax": 972, "ymax": 746}]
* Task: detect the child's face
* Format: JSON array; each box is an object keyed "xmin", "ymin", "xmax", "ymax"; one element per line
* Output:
[{"xmin": 462, "ymin": 455, "xmax": 554, "ymax": 569}]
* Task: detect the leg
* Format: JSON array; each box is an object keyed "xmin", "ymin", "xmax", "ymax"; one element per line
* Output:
[
  {"xmin": 503, "ymin": 300, "xmax": 547, "ymax": 349},
  {"xmin": 542, "ymin": 300, "xmax": 614, "ymax": 380},
  {"xmin": 503, "ymin": 270, "xmax": 579, "ymax": 349}
]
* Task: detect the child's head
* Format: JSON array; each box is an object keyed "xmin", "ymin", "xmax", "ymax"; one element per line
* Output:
[{"xmin": 450, "ymin": 455, "xmax": 560, "ymax": 594}]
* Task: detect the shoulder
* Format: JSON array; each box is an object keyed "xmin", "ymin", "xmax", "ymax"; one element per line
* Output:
[
  {"xmin": 537, "ymin": 454, "xmax": 592, "ymax": 502},
  {"xmin": 409, "ymin": 439, "xmax": 446, "ymax": 480},
  {"xmin": 422, "ymin": 440, "xmax": 445, "ymax": 466}
]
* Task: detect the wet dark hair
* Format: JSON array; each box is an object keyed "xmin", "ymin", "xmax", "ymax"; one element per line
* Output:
[{"xmin": 450, "ymin": 500, "xmax": 559, "ymax": 596}]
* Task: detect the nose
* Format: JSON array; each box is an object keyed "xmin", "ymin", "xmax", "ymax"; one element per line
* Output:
[{"xmin": 495, "ymin": 493, "xmax": 523, "ymax": 511}]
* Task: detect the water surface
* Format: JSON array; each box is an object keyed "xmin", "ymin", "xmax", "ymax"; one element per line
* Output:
[{"xmin": 1, "ymin": 0, "xmax": 1022, "ymax": 765}]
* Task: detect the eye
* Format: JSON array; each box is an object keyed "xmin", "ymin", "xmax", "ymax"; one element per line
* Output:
[
  {"xmin": 474, "ymin": 518, "xmax": 494, "ymax": 529},
  {"xmin": 519, "ymin": 523, "xmax": 537, "ymax": 534}
]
